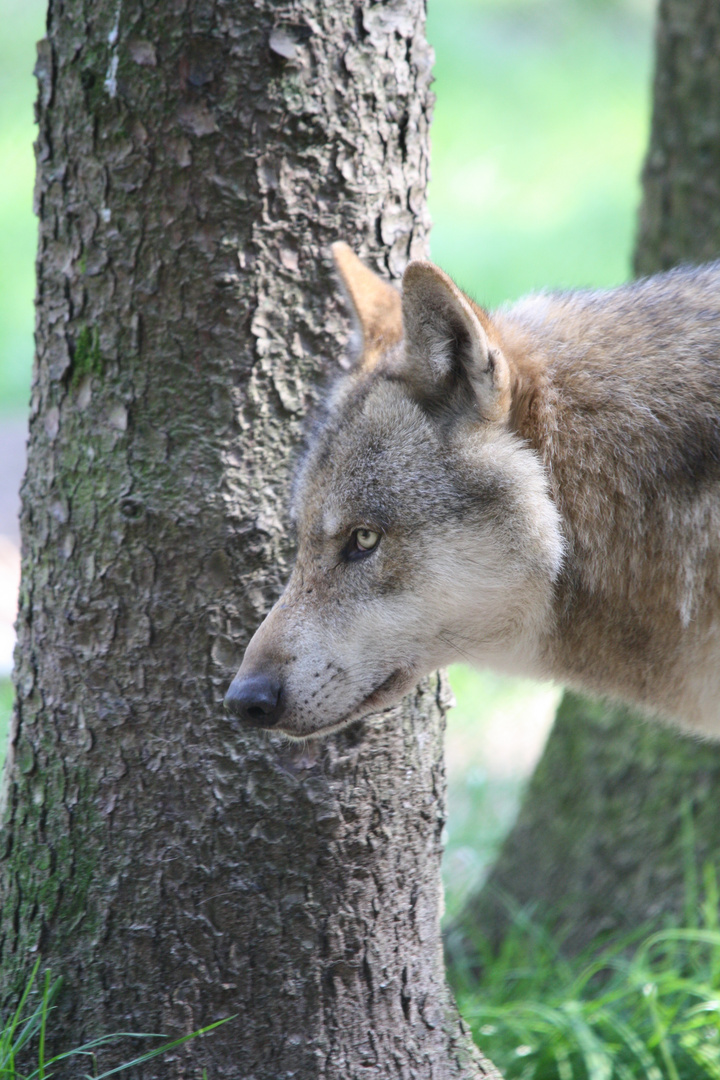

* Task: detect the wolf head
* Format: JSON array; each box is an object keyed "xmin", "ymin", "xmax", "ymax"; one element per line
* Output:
[{"xmin": 225, "ymin": 246, "xmax": 564, "ymax": 738}]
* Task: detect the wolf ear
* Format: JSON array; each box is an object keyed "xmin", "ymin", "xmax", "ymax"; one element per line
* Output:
[
  {"xmin": 332, "ymin": 242, "xmax": 403, "ymax": 370},
  {"xmin": 401, "ymin": 261, "xmax": 510, "ymax": 422}
]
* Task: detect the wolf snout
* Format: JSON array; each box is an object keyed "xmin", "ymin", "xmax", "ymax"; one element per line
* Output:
[{"xmin": 224, "ymin": 671, "xmax": 284, "ymax": 730}]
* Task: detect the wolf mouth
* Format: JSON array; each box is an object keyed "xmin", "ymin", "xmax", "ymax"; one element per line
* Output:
[
  {"xmin": 353, "ymin": 667, "xmax": 406, "ymax": 716},
  {"xmin": 279, "ymin": 668, "xmax": 407, "ymax": 740}
]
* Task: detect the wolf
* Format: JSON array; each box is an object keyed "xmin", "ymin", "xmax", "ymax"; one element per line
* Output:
[{"xmin": 225, "ymin": 244, "xmax": 720, "ymax": 739}]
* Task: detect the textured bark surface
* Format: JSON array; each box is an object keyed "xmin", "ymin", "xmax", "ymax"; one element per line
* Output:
[
  {"xmin": 0, "ymin": 1, "xmax": 498, "ymax": 1077},
  {"xmin": 447, "ymin": 0, "xmax": 720, "ymax": 967}
]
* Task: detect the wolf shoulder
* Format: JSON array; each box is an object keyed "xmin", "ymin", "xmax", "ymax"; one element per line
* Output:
[
  {"xmin": 498, "ymin": 261, "xmax": 720, "ymax": 736},
  {"xmin": 504, "ymin": 260, "xmax": 720, "ymax": 388},
  {"xmin": 500, "ymin": 261, "xmax": 720, "ymax": 486}
]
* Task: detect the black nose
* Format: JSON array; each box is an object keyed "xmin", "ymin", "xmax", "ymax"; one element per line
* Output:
[{"xmin": 224, "ymin": 672, "xmax": 284, "ymax": 729}]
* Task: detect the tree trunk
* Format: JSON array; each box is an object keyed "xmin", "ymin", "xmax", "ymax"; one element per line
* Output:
[
  {"xmin": 0, "ymin": 1, "xmax": 497, "ymax": 1077},
  {"xmin": 447, "ymin": 0, "xmax": 720, "ymax": 966},
  {"xmin": 635, "ymin": 0, "xmax": 720, "ymax": 275}
]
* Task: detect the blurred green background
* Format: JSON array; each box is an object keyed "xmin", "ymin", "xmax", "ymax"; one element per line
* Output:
[{"xmin": 0, "ymin": 0, "xmax": 656, "ymax": 916}]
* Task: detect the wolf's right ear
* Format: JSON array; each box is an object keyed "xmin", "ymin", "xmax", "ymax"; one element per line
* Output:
[
  {"xmin": 332, "ymin": 242, "xmax": 403, "ymax": 370},
  {"xmin": 401, "ymin": 261, "xmax": 510, "ymax": 423}
]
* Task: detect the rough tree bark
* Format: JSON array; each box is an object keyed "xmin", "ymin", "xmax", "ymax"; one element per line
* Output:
[
  {"xmin": 447, "ymin": 0, "xmax": 720, "ymax": 965},
  {"xmin": 0, "ymin": 1, "xmax": 497, "ymax": 1077}
]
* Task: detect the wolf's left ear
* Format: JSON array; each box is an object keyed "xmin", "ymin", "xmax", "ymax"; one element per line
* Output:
[
  {"xmin": 401, "ymin": 261, "xmax": 510, "ymax": 422},
  {"xmin": 332, "ymin": 242, "xmax": 403, "ymax": 370}
]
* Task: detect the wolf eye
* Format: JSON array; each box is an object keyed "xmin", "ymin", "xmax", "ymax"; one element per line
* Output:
[
  {"xmin": 356, "ymin": 528, "xmax": 380, "ymax": 550},
  {"xmin": 346, "ymin": 527, "xmax": 381, "ymax": 560}
]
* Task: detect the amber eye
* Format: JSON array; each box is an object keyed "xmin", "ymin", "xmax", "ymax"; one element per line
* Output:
[
  {"xmin": 356, "ymin": 528, "xmax": 380, "ymax": 550},
  {"xmin": 346, "ymin": 527, "xmax": 381, "ymax": 560}
]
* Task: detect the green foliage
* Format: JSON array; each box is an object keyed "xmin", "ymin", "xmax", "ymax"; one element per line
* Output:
[
  {"xmin": 428, "ymin": 0, "xmax": 655, "ymax": 304},
  {"xmin": 0, "ymin": 0, "xmax": 45, "ymax": 415},
  {"xmin": 0, "ymin": 960, "xmax": 233, "ymax": 1079},
  {"xmin": 452, "ymin": 867, "xmax": 720, "ymax": 1080},
  {"xmin": 0, "ymin": 679, "xmax": 12, "ymax": 763}
]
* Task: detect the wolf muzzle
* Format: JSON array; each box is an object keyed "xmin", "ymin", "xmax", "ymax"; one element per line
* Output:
[{"xmin": 224, "ymin": 671, "xmax": 284, "ymax": 729}]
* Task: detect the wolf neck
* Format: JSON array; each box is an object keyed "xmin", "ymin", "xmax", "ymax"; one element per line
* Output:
[{"xmin": 490, "ymin": 283, "xmax": 720, "ymax": 728}]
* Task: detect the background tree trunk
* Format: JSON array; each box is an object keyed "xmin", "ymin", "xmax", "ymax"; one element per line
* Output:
[
  {"xmin": 0, "ymin": 1, "xmax": 497, "ymax": 1076},
  {"xmin": 447, "ymin": 0, "xmax": 720, "ymax": 966},
  {"xmin": 635, "ymin": 0, "xmax": 720, "ymax": 275}
]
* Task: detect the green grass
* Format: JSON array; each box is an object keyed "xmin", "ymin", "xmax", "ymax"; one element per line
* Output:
[
  {"xmin": 452, "ymin": 866, "xmax": 720, "ymax": 1080},
  {"xmin": 0, "ymin": 960, "xmax": 232, "ymax": 1079}
]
